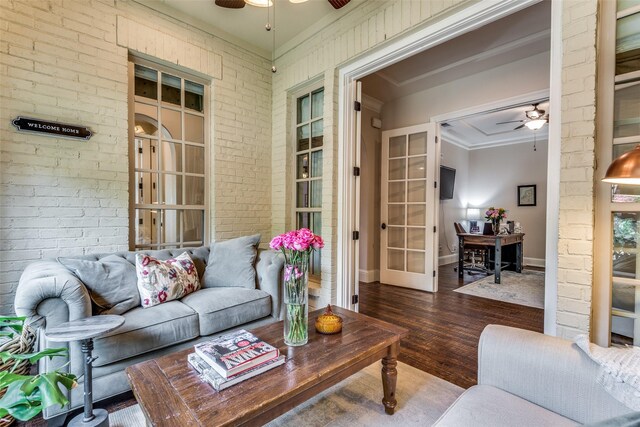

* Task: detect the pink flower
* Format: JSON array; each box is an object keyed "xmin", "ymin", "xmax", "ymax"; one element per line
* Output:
[
  {"xmin": 311, "ymin": 235, "xmax": 324, "ymax": 249},
  {"xmin": 269, "ymin": 235, "xmax": 284, "ymax": 250},
  {"xmin": 270, "ymin": 228, "xmax": 324, "ymax": 256}
]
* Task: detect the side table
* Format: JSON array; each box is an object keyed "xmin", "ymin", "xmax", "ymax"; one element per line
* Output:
[{"xmin": 45, "ymin": 315, "xmax": 125, "ymax": 427}]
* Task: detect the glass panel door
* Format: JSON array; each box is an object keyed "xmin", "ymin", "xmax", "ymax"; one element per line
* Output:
[{"xmin": 380, "ymin": 124, "xmax": 436, "ymax": 291}]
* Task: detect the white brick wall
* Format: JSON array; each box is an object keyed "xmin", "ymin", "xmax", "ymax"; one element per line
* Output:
[
  {"xmin": 0, "ymin": 0, "xmax": 272, "ymax": 315},
  {"xmin": 271, "ymin": 0, "xmax": 471, "ymax": 307},
  {"xmin": 556, "ymin": 0, "xmax": 598, "ymax": 339},
  {"xmin": 0, "ymin": 0, "xmax": 606, "ymax": 338}
]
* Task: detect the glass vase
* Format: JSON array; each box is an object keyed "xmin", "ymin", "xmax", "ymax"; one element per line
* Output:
[
  {"xmin": 492, "ymin": 221, "xmax": 501, "ymax": 235},
  {"xmin": 283, "ymin": 258, "xmax": 309, "ymax": 346}
]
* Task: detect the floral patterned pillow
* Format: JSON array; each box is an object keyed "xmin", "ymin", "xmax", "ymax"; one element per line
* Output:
[{"xmin": 135, "ymin": 252, "xmax": 200, "ymax": 308}]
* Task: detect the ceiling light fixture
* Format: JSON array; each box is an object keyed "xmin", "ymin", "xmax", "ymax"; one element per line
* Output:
[
  {"xmin": 245, "ymin": 0, "xmax": 272, "ymax": 7},
  {"xmin": 603, "ymin": 145, "xmax": 640, "ymax": 185},
  {"xmin": 524, "ymin": 119, "xmax": 546, "ymax": 131},
  {"xmin": 289, "ymin": 0, "xmax": 309, "ymax": 3},
  {"xmin": 526, "ymin": 104, "xmax": 544, "ymax": 120}
]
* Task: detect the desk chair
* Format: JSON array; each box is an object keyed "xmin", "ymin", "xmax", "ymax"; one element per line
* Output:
[{"xmin": 454, "ymin": 222, "xmax": 489, "ymax": 276}]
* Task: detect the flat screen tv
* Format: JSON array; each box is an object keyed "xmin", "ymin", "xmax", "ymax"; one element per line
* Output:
[{"xmin": 440, "ymin": 166, "xmax": 456, "ymax": 200}]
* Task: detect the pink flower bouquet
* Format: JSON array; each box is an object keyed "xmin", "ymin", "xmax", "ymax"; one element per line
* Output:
[
  {"xmin": 269, "ymin": 228, "xmax": 324, "ymax": 263},
  {"xmin": 270, "ymin": 228, "xmax": 324, "ymax": 346},
  {"xmin": 485, "ymin": 207, "xmax": 507, "ymax": 224}
]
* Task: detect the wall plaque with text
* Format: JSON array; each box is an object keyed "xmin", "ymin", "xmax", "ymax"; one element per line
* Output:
[{"xmin": 12, "ymin": 117, "xmax": 93, "ymax": 141}]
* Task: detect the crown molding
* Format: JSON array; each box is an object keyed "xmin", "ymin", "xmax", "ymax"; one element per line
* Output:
[
  {"xmin": 376, "ymin": 29, "xmax": 550, "ymax": 88},
  {"xmin": 441, "ymin": 128, "xmax": 549, "ymax": 150},
  {"xmin": 361, "ymin": 94, "xmax": 384, "ymax": 113}
]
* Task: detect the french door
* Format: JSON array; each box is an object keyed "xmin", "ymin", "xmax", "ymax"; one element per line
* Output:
[{"xmin": 380, "ymin": 123, "xmax": 437, "ymax": 291}]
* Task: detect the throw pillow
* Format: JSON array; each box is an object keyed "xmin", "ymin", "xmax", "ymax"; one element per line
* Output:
[
  {"xmin": 136, "ymin": 252, "xmax": 201, "ymax": 308},
  {"xmin": 202, "ymin": 234, "xmax": 260, "ymax": 289},
  {"xmin": 58, "ymin": 255, "xmax": 140, "ymax": 315}
]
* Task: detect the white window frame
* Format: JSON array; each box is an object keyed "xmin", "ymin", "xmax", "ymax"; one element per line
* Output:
[
  {"xmin": 127, "ymin": 56, "xmax": 210, "ymax": 250},
  {"xmin": 290, "ymin": 81, "xmax": 324, "ymax": 281},
  {"xmin": 594, "ymin": 1, "xmax": 640, "ymax": 346}
]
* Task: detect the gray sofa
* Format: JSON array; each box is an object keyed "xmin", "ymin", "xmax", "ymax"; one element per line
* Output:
[
  {"xmin": 14, "ymin": 246, "xmax": 284, "ymax": 423},
  {"xmin": 434, "ymin": 325, "xmax": 634, "ymax": 426}
]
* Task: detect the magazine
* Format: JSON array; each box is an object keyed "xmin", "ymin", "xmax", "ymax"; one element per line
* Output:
[
  {"xmin": 188, "ymin": 353, "xmax": 286, "ymax": 391},
  {"xmin": 193, "ymin": 329, "xmax": 279, "ymax": 378}
]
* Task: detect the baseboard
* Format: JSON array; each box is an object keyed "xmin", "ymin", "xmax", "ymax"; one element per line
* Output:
[
  {"xmin": 439, "ymin": 254, "xmax": 458, "ymax": 266},
  {"xmin": 524, "ymin": 257, "xmax": 545, "ymax": 268},
  {"xmin": 359, "ymin": 269, "xmax": 379, "ymax": 283}
]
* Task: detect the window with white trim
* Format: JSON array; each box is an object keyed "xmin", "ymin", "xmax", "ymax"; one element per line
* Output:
[
  {"xmin": 130, "ymin": 61, "xmax": 208, "ymax": 250},
  {"xmin": 294, "ymin": 87, "xmax": 324, "ymax": 278},
  {"xmin": 598, "ymin": 1, "xmax": 640, "ymax": 346}
]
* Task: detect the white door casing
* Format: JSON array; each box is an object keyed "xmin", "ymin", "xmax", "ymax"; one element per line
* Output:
[{"xmin": 380, "ymin": 123, "xmax": 437, "ymax": 291}]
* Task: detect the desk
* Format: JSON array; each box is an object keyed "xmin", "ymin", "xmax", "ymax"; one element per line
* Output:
[{"xmin": 458, "ymin": 233, "xmax": 524, "ymax": 284}]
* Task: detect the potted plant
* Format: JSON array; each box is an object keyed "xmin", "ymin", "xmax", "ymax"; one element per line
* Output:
[{"xmin": 0, "ymin": 316, "xmax": 77, "ymax": 425}]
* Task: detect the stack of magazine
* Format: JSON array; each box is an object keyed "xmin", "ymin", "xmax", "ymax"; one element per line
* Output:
[{"xmin": 189, "ymin": 329, "xmax": 285, "ymax": 391}]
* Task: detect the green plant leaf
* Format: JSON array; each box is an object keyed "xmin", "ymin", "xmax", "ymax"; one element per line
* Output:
[
  {"xmin": 0, "ymin": 381, "xmax": 43, "ymax": 421},
  {"xmin": 0, "ymin": 370, "xmax": 76, "ymax": 421},
  {"xmin": 0, "ymin": 317, "xmax": 26, "ymax": 333},
  {"xmin": 0, "ymin": 371, "xmax": 32, "ymax": 390},
  {"xmin": 0, "ymin": 347, "xmax": 68, "ymax": 365},
  {"xmin": 20, "ymin": 371, "xmax": 77, "ymax": 410}
]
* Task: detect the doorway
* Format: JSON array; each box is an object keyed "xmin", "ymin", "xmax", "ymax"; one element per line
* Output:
[{"xmin": 337, "ymin": 0, "xmax": 560, "ymax": 336}]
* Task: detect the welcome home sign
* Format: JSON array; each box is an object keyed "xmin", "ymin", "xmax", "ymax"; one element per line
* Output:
[{"xmin": 12, "ymin": 116, "xmax": 93, "ymax": 141}]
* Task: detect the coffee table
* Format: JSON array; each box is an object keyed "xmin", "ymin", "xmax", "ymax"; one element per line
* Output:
[{"xmin": 126, "ymin": 307, "xmax": 408, "ymax": 426}]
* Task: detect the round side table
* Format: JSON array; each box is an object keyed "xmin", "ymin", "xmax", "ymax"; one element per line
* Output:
[{"xmin": 45, "ymin": 315, "xmax": 125, "ymax": 427}]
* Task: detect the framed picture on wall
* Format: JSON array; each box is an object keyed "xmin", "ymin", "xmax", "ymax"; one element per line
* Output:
[{"xmin": 518, "ymin": 185, "xmax": 536, "ymax": 207}]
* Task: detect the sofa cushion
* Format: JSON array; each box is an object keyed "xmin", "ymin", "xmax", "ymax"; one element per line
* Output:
[
  {"xmin": 58, "ymin": 255, "xmax": 140, "ymax": 315},
  {"xmin": 203, "ymin": 234, "xmax": 260, "ymax": 289},
  {"xmin": 135, "ymin": 252, "xmax": 200, "ymax": 308},
  {"xmin": 434, "ymin": 385, "xmax": 578, "ymax": 427},
  {"xmin": 180, "ymin": 287, "xmax": 271, "ymax": 336},
  {"xmin": 92, "ymin": 300, "xmax": 198, "ymax": 366}
]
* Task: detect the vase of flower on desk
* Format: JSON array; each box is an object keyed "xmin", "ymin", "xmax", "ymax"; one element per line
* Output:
[
  {"xmin": 270, "ymin": 228, "xmax": 324, "ymax": 346},
  {"xmin": 485, "ymin": 207, "xmax": 507, "ymax": 235}
]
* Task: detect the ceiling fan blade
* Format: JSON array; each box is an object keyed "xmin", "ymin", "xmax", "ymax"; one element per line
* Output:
[
  {"xmin": 328, "ymin": 0, "xmax": 351, "ymax": 9},
  {"xmin": 215, "ymin": 0, "xmax": 245, "ymax": 8},
  {"xmin": 496, "ymin": 120, "xmax": 524, "ymax": 125},
  {"xmin": 514, "ymin": 124, "xmax": 526, "ymax": 130}
]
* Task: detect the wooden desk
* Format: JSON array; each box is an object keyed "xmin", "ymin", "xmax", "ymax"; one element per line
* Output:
[{"xmin": 458, "ymin": 233, "xmax": 524, "ymax": 284}]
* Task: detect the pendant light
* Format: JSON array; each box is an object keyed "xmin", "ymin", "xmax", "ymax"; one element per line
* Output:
[{"xmin": 602, "ymin": 145, "xmax": 640, "ymax": 185}]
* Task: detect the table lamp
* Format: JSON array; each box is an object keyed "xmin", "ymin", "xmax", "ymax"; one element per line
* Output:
[{"xmin": 467, "ymin": 208, "xmax": 480, "ymax": 233}]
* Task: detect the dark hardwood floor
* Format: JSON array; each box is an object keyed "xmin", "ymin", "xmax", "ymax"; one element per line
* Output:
[
  {"xmin": 359, "ymin": 263, "xmax": 544, "ymax": 389},
  {"xmin": 19, "ymin": 263, "xmax": 543, "ymax": 425}
]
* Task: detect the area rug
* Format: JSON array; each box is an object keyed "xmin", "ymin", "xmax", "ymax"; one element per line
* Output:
[
  {"xmin": 108, "ymin": 362, "xmax": 463, "ymax": 427},
  {"xmin": 453, "ymin": 270, "xmax": 545, "ymax": 309}
]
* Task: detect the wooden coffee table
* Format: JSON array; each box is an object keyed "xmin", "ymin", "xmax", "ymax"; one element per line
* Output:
[{"xmin": 126, "ymin": 306, "xmax": 408, "ymax": 426}]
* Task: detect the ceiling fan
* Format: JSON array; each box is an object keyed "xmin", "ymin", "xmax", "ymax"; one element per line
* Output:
[
  {"xmin": 214, "ymin": 0, "xmax": 351, "ymax": 9},
  {"xmin": 496, "ymin": 103, "xmax": 549, "ymax": 130}
]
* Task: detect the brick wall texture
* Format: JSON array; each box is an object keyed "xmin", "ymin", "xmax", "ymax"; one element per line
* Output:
[
  {"xmin": 0, "ymin": 0, "xmax": 604, "ymax": 339},
  {"xmin": 0, "ymin": 0, "xmax": 272, "ymax": 315},
  {"xmin": 556, "ymin": 0, "xmax": 598, "ymax": 339}
]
